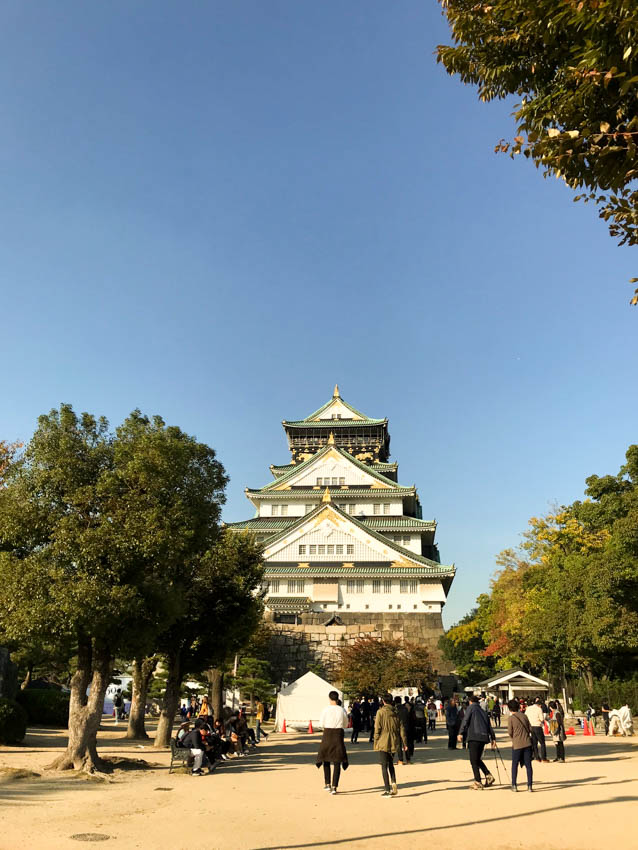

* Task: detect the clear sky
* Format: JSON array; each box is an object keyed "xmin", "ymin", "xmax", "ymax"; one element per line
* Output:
[{"xmin": 2, "ymin": 1, "xmax": 636, "ymax": 626}]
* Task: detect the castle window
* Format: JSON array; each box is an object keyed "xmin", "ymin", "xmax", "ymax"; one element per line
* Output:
[
  {"xmin": 356, "ymin": 580, "xmax": 364, "ymax": 593},
  {"xmin": 339, "ymin": 477, "xmax": 345, "ymax": 485},
  {"xmin": 332, "ymin": 477, "xmax": 338, "ymax": 485},
  {"xmin": 305, "ymin": 504, "xmax": 313, "ymax": 513},
  {"xmin": 280, "ymin": 505, "xmax": 288, "ymax": 516},
  {"xmin": 335, "ymin": 545, "xmax": 343, "ymax": 555},
  {"xmin": 413, "ymin": 604, "xmax": 417, "ymax": 610},
  {"xmin": 347, "ymin": 504, "xmax": 356, "ymax": 515},
  {"xmin": 400, "ymin": 580, "xmax": 409, "ymax": 593},
  {"xmin": 327, "ymin": 544, "xmax": 334, "ymax": 555},
  {"xmin": 388, "ymin": 604, "xmax": 393, "ymax": 609},
  {"xmin": 383, "ymin": 503, "xmax": 390, "ymax": 514},
  {"xmin": 272, "ymin": 505, "xmax": 279, "ymax": 516},
  {"xmin": 287, "ymin": 579, "xmax": 305, "ymax": 593},
  {"xmin": 318, "ymin": 545, "xmax": 325, "ymax": 555},
  {"xmin": 309, "ymin": 545, "xmax": 317, "ymax": 555},
  {"xmin": 373, "ymin": 504, "xmax": 381, "ymax": 515},
  {"xmin": 372, "ymin": 580, "xmax": 381, "ymax": 593},
  {"xmin": 269, "ymin": 580, "xmax": 280, "ymax": 593},
  {"xmin": 298, "ymin": 545, "xmax": 306, "ymax": 555},
  {"xmin": 346, "ymin": 603, "xmax": 350, "ymax": 609},
  {"xmin": 316, "ymin": 478, "xmax": 322, "ymax": 486},
  {"xmin": 397, "ymin": 604, "xmax": 401, "ymax": 610},
  {"xmin": 383, "ymin": 579, "xmax": 392, "ymax": 593},
  {"xmin": 365, "ymin": 604, "xmax": 369, "ymax": 610},
  {"xmin": 346, "ymin": 580, "xmax": 355, "ymax": 593},
  {"xmin": 338, "ymin": 503, "xmax": 346, "ymax": 511},
  {"xmin": 346, "ymin": 544, "xmax": 354, "ymax": 555},
  {"xmin": 409, "ymin": 579, "xmax": 418, "ymax": 593}
]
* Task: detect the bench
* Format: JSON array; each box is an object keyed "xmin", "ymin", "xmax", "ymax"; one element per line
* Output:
[{"xmin": 169, "ymin": 739, "xmax": 193, "ymax": 774}]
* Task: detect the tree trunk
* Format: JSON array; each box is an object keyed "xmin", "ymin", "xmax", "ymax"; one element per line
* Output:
[
  {"xmin": 125, "ymin": 655, "xmax": 158, "ymax": 740},
  {"xmin": 154, "ymin": 652, "xmax": 182, "ymax": 748},
  {"xmin": 46, "ymin": 636, "xmax": 112, "ymax": 773},
  {"xmin": 582, "ymin": 666, "xmax": 594, "ymax": 693},
  {"xmin": 21, "ymin": 662, "xmax": 33, "ymax": 691},
  {"xmin": 211, "ymin": 667, "xmax": 224, "ymax": 722}
]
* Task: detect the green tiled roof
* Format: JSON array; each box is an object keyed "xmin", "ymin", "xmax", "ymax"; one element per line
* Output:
[
  {"xmin": 256, "ymin": 443, "xmax": 406, "ymax": 493},
  {"xmin": 264, "ymin": 563, "xmax": 455, "ymax": 577},
  {"xmin": 265, "ymin": 595, "xmax": 313, "ymax": 612},
  {"xmin": 283, "ymin": 417, "xmax": 386, "ymax": 428},
  {"xmin": 246, "ymin": 486, "xmax": 415, "ymax": 498},
  {"xmin": 225, "ymin": 515, "xmax": 435, "ymax": 533},
  {"xmin": 260, "ymin": 502, "xmax": 445, "ymax": 570},
  {"xmin": 301, "ymin": 392, "xmax": 377, "ymax": 423}
]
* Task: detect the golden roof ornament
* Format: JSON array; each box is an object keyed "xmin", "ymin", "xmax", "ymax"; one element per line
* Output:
[
  {"xmin": 327, "ymin": 432, "xmax": 335, "ymax": 445},
  {"xmin": 333, "ymin": 384, "xmax": 340, "ymax": 398},
  {"xmin": 322, "ymin": 487, "xmax": 332, "ymax": 503}
]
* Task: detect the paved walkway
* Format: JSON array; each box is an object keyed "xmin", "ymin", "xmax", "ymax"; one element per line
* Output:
[{"xmin": 1, "ymin": 723, "xmax": 636, "ymax": 849}]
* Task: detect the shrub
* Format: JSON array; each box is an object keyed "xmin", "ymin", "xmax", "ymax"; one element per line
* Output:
[
  {"xmin": 0, "ymin": 697, "xmax": 28, "ymax": 744},
  {"xmin": 17, "ymin": 688, "xmax": 70, "ymax": 727}
]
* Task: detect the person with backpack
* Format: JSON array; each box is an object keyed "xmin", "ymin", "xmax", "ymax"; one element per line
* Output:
[
  {"xmin": 374, "ymin": 694, "xmax": 407, "ymax": 797},
  {"xmin": 113, "ymin": 689, "xmax": 124, "ymax": 726},
  {"xmin": 548, "ymin": 700, "xmax": 567, "ymax": 762},
  {"xmin": 457, "ymin": 694, "xmax": 496, "ymax": 790},
  {"xmin": 507, "ymin": 699, "xmax": 534, "ymax": 792}
]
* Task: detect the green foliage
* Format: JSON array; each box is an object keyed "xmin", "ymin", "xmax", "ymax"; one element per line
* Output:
[
  {"xmin": 437, "ymin": 0, "xmax": 638, "ymax": 302},
  {"xmin": 571, "ymin": 676, "xmax": 638, "ymax": 714},
  {"xmin": 229, "ymin": 657, "xmax": 274, "ymax": 706},
  {"xmin": 17, "ymin": 689, "xmax": 70, "ymax": 727},
  {"xmin": 452, "ymin": 444, "xmax": 638, "ymax": 688},
  {"xmin": 0, "ymin": 697, "xmax": 27, "ymax": 744},
  {"xmin": 339, "ymin": 637, "xmax": 434, "ymax": 698},
  {"xmin": 438, "ymin": 596, "xmax": 497, "ymax": 681}
]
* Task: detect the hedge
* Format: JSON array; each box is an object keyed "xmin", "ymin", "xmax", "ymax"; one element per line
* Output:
[
  {"xmin": 0, "ymin": 697, "xmax": 28, "ymax": 744},
  {"xmin": 17, "ymin": 689, "xmax": 70, "ymax": 727}
]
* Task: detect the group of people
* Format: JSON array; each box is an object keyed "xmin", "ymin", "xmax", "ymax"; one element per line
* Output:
[
  {"xmin": 317, "ymin": 690, "xmax": 581, "ymax": 797},
  {"xmin": 588, "ymin": 701, "xmax": 634, "ymax": 736},
  {"xmin": 348, "ymin": 695, "xmax": 428, "ymax": 754},
  {"xmin": 176, "ymin": 696, "xmax": 270, "ymax": 776}
]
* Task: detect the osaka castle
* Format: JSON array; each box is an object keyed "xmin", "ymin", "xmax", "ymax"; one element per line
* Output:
[{"xmin": 226, "ymin": 386, "xmax": 456, "ymax": 679}]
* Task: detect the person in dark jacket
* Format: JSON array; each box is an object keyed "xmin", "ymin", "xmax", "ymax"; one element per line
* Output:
[
  {"xmin": 445, "ymin": 698, "xmax": 460, "ymax": 749},
  {"xmin": 350, "ymin": 699, "xmax": 362, "ymax": 744},
  {"xmin": 457, "ymin": 695, "xmax": 496, "ymax": 790},
  {"xmin": 394, "ymin": 696, "xmax": 411, "ymax": 764},
  {"xmin": 316, "ymin": 691, "xmax": 349, "ymax": 795},
  {"xmin": 181, "ymin": 719, "xmax": 207, "ymax": 775}
]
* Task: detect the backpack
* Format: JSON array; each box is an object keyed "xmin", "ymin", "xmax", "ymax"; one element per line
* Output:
[{"xmin": 549, "ymin": 718, "xmax": 559, "ymax": 735}]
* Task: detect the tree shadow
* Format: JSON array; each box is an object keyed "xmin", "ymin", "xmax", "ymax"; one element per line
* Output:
[{"xmin": 252, "ymin": 795, "xmax": 638, "ymax": 849}]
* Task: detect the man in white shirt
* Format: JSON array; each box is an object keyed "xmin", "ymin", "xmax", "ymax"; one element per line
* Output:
[
  {"xmin": 525, "ymin": 698, "xmax": 548, "ymax": 762},
  {"xmin": 316, "ymin": 691, "xmax": 349, "ymax": 795}
]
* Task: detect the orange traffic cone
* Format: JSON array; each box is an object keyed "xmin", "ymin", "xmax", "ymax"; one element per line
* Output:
[
  {"xmin": 308, "ymin": 720, "xmax": 314, "ymax": 734},
  {"xmin": 583, "ymin": 719, "xmax": 590, "ymax": 735},
  {"xmin": 566, "ymin": 726, "xmax": 576, "ymax": 735},
  {"xmin": 590, "ymin": 720, "xmax": 596, "ymax": 736},
  {"xmin": 282, "ymin": 718, "xmax": 287, "ymax": 733}
]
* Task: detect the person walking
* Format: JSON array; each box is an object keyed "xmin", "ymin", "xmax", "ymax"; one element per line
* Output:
[
  {"xmin": 492, "ymin": 698, "xmax": 501, "ymax": 728},
  {"xmin": 113, "ymin": 689, "xmax": 124, "ymax": 726},
  {"xmin": 445, "ymin": 697, "xmax": 460, "ymax": 749},
  {"xmin": 507, "ymin": 699, "xmax": 534, "ymax": 792},
  {"xmin": 525, "ymin": 697, "xmax": 548, "ymax": 762},
  {"xmin": 198, "ymin": 695, "xmax": 212, "ymax": 723},
  {"xmin": 548, "ymin": 700, "xmax": 567, "ymax": 762},
  {"xmin": 427, "ymin": 700, "xmax": 437, "ymax": 731},
  {"xmin": 350, "ymin": 699, "xmax": 362, "ymax": 744},
  {"xmin": 414, "ymin": 698, "xmax": 427, "ymax": 744},
  {"xmin": 374, "ymin": 694, "xmax": 407, "ymax": 797},
  {"xmin": 601, "ymin": 701, "xmax": 611, "ymax": 735},
  {"xmin": 255, "ymin": 701, "xmax": 269, "ymax": 743},
  {"xmin": 394, "ymin": 696, "xmax": 411, "ymax": 764},
  {"xmin": 316, "ymin": 690, "xmax": 349, "ymax": 795},
  {"xmin": 457, "ymin": 694, "xmax": 496, "ymax": 790}
]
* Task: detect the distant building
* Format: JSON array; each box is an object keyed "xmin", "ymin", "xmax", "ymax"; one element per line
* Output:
[{"xmin": 227, "ymin": 386, "xmax": 456, "ymax": 681}]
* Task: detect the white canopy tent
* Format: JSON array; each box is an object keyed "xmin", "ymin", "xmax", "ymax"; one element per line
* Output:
[{"xmin": 275, "ymin": 671, "xmax": 342, "ymax": 731}]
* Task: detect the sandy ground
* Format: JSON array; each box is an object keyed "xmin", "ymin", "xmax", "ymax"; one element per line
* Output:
[{"xmin": 0, "ymin": 720, "xmax": 636, "ymax": 850}]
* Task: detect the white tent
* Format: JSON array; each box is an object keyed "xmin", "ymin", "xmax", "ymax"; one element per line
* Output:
[{"xmin": 275, "ymin": 671, "xmax": 342, "ymax": 731}]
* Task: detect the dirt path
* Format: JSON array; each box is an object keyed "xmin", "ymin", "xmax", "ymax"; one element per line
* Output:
[{"xmin": 1, "ymin": 722, "xmax": 636, "ymax": 849}]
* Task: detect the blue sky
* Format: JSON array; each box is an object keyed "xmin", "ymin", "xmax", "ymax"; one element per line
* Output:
[{"xmin": 2, "ymin": 1, "xmax": 636, "ymax": 626}]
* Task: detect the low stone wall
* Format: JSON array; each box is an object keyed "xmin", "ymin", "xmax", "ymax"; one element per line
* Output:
[{"xmin": 265, "ymin": 612, "xmax": 449, "ymax": 684}]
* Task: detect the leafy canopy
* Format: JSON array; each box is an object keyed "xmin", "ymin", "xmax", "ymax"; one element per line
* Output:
[
  {"xmin": 437, "ymin": 0, "xmax": 638, "ymax": 303},
  {"xmin": 338, "ymin": 637, "xmax": 433, "ymax": 698}
]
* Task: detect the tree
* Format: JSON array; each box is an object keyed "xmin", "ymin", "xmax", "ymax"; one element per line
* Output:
[
  {"xmin": 0, "ymin": 405, "xmax": 227, "ymax": 772},
  {"xmin": 438, "ymin": 595, "xmax": 496, "ymax": 682},
  {"xmin": 153, "ymin": 530, "xmax": 264, "ymax": 748},
  {"xmin": 229, "ymin": 657, "xmax": 274, "ymax": 713},
  {"xmin": 437, "ymin": 0, "xmax": 638, "ymax": 304},
  {"xmin": 338, "ymin": 637, "xmax": 434, "ymax": 698}
]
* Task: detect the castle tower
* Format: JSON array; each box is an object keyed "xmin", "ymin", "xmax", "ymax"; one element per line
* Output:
[{"xmin": 226, "ymin": 388, "xmax": 455, "ymax": 681}]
